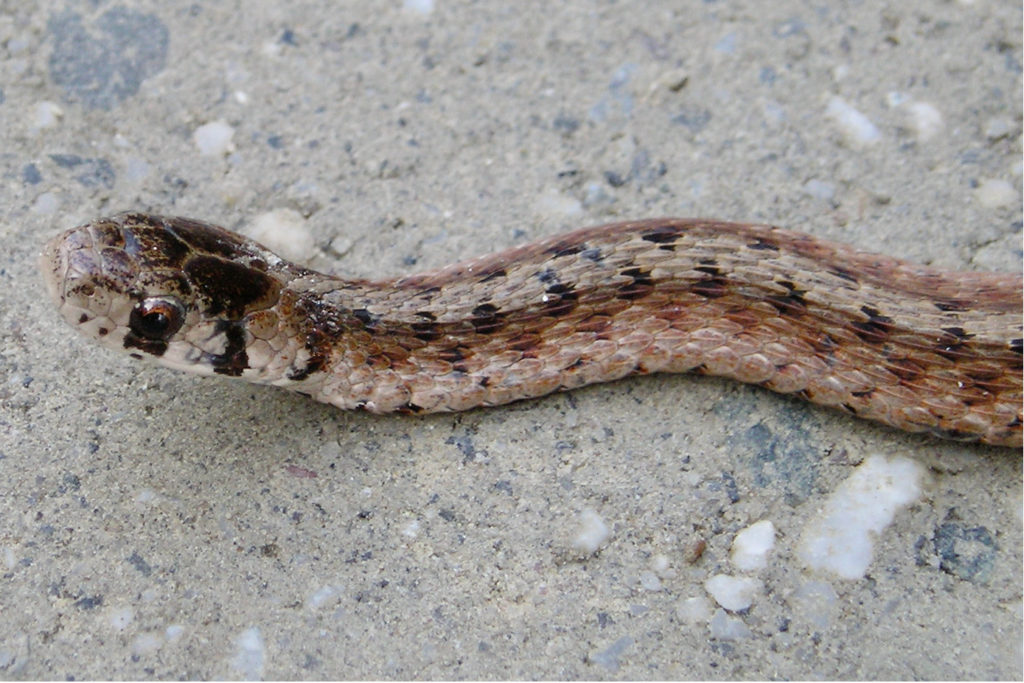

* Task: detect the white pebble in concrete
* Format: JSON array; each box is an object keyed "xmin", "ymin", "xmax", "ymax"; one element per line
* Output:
[
  {"xmin": 131, "ymin": 632, "xmax": 163, "ymax": 656},
  {"xmin": 983, "ymin": 116, "xmax": 1013, "ymax": 140},
  {"xmin": 676, "ymin": 596, "xmax": 712, "ymax": 627},
  {"xmin": 790, "ymin": 580, "xmax": 839, "ymax": 630},
  {"xmin": 307, "ymin": 585, "xmax": 341, "ymax": 610},
  {"xmin": 974, "ymin": 179, "xmax": 1016, "ymax": 209},
  {"xmin": 32, "ymin": 192, "xmax": 59, "ymax": 215},
  {"xmin": 709, "ymin": 609, "xmax": 752, "ymax": 640},
  {"xmin": 31, "ymin": 101, "xmax": 63, "ymax": 132},
  {"xmin": 797, "ymin": 454, "xmax": 923, "ymax": 579},
  {"xmin": 905, "ymin": 101, "xmax": 943, "ymax": 141},
  {"xmin": 731, "ymin": 520, "xmax": 776, "ymax": 571},
  {"xmin": 826, "ymin": 96, "xmax": 880, "ymax": 146},
  {"xmin": 403, "ymin": 0, "xmax": 435, "ymax": 14},
  {"xmin": 193, "ymin": 120, "xmax": 235, "ymax": 156},
  {"xmin": 639, "ymin": 570, "xmax": 663, "ymax": 591},
  {"xmin": 231, "ymin": 627, "xmax": 265, "ymax": 680},
  {"xmin": 107, "ymin": 607, "xmax": 134, "ymax": 631},
  {"xmin": 571, "ymin": 509, "xmax": 610, "ymax": 555},
  {"xmin": 705, "ymin": 574, "xmax": 761, "ymax": 611},
  {"xmin": 246, "ymin": 209, "xmax": 317, "ymax": 262}
]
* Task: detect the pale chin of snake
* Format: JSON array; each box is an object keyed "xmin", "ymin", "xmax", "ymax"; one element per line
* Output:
[{"xmin": 40, "ymin": 212, "xmax": 1022, "ymax": 448}]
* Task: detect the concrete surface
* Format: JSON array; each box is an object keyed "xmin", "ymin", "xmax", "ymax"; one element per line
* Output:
[{"xmin": 2, "ymin": 0, "xmax": 1021, "ymax": 679}]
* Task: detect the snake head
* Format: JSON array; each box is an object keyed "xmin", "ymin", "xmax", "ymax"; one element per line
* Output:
[{"xmin": 40, "ymin": 213, "xmax": 293, "ymax": 379}]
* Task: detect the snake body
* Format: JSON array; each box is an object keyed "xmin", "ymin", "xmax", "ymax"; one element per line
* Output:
[{"xmin": 40, "ymin": 213, "xmax": 1022, "ymax": 447}]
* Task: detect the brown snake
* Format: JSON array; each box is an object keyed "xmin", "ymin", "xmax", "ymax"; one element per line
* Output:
[{"xmin": 40, "ymin": 212, "xmax": 1022, "ymax": 447}]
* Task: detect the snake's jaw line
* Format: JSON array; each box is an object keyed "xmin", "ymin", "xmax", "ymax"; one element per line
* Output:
[{"xmin": 40, "ymin": 212, "xmax": 1023, "ymax": 448}]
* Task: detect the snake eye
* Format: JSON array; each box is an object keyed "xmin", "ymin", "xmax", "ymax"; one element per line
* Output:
[{"xmin": 129, "ymin": 297, "xmax": 185, "ymax": 341}]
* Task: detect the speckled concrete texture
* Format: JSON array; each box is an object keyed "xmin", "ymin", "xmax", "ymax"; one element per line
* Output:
[{"xmin": 2, "ymin": 0, "xmax": 1021, "ymax": 679}]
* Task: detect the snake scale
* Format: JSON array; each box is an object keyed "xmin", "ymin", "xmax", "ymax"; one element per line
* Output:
[{"xmin": 40, "ymin": 212, "xmax": 1022, "ymax": 447}]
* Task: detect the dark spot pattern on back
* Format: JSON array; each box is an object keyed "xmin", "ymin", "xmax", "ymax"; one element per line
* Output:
[
  {"xmin": 471, "ymin": 303, "xmax": 506, "ymax": 335},
  {"xmin": 439, "ymin": 346, "xmax": 468, "ymax": 363},
  {"xmin": 547, "ymin": 240, "xmax": 585, "ymax": 258},
  {"xmin": 934, "ymin": 326, "xmax": 974, "ymax": 361},
  {"xmin": 851, "ymin": 306, "xmax": 893, "ymax": 344},
  {"xmin": 766, "ymin": 280, "xmax": 808, "ymax": 316},
  {"xmin": 481, "ymin": 268, "xmax": 507, "ymax": 283},
  {"xmin": 352, "ymin": 309, "xmax": 378, "ymax": 327},
  {"xmin": 934, "ymin": 299, "xmax": 969, "ymax": 312},
  {"xmin": 411, "ymin": 320, "xmax": 444, "ymax": 342},
  {"xmin": 617, "ymin": 267, "xmax": 655, "ymax": 300},
  {"xmin": 543, "ymin": 283, "xmax": 579, "ymax": 316},
  {"xmin": 748, "ymin": 238, "xmax": 780, "ymax": 251},
  {"xmin": 641, "ymin": 228, "xmax": 680, "ymax": 244},
  {"xmin": 690, "ymin": 261, "xmax": 729, "ymax": 299},
  {"xmin": 888, "ymin": 358, "xmax": 926, "ymax": 383},
  {"xmin": 829, "ymin": 266, "xmax": 858, "ymax": 283},
  {"xmin": 537, "ymin": 268, "xmax": 559, "ymax": 285}
]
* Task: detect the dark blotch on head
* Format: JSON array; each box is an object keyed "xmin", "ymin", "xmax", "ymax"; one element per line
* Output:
[
  {"xmin": 1011, "ymin": 339, "xmax": 1022, "ymax": 355},
  {"xmin": 123, "ymin": 222, "xmax": 191, "ymax": 269},
  {"xmin": 287, "ymin": 355, "xmax": 325, "ymax": 381},
  {"xmin": 184, "ymin": 256, "xmax": 279, "ymax": 318},
  {"xmin": 209, "ymin": 321, "xmax": 250, "ymax": 376},
  {"xmin": 617, "ymin": 267, "xmax": 655, "ymax": 300},
  {"xmin": 167, "ymin": 217, "xmax": 258, "ymax": 260},
  {"xmin": 123, "ymin": 334, "xmax": 168, "ymax": 357},
  {"xmin": 581, "ymin": 247, "xmax": 603, "ymax": 262}
]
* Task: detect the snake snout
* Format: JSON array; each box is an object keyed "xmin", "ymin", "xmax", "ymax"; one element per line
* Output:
[{"xmin": 39, "ymin": 223, "xmax": 140, "ymax": 347}]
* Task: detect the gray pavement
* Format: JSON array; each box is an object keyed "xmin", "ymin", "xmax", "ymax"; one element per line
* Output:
[{"xmin": 2, "ymin": 0, "xmax": 1021, "ymax": 679}]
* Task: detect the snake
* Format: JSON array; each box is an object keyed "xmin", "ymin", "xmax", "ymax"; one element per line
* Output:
[{"xmin": 40, "ymin": 212, "xmax": 1022, "ymax": 448}]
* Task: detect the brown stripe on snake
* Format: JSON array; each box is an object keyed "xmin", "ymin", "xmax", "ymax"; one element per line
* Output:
[{"xmin": 40, "ymin": 212, "xmax": 1023, "ymax": 447}]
